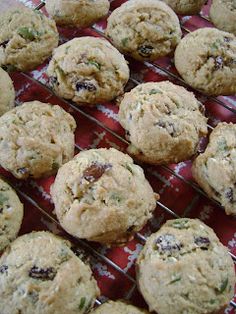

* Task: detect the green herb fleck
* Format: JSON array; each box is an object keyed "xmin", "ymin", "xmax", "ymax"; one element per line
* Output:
[
  {"xmin": 65, "ymin": 46, "xmax": 70, "ymax": 54},
  {"xmin": 87, "ymin": 60, "xmax": 101, "ymax": 70},
  {"xmin": 110, "ymin": 193, "xmax": 122, "ymax": 203},
  {"xmin": 218, "ymin": 278, "xmax": 228, "ymax": 293},
  {"xmin": 149, "ymin": 89, "xmax": 162, "ymax": 95},
  {"xmin": 169, "ymin": 274, "xmax": 181, "ymax": 284},
  {"xmin": 210, "ymin": 299, "xmax": 216, "ymax": 304},
  {"xmin": 56, "ymin": 66, "xmax": 65, "ymax": 77},
  {"xmin": 172, "ymin": 219, "xmax": 189, "ymax": 229},
  {"xmin": 17, "ymin": 27, "xmax": 40, "ymax": 41},
  {"xmin": 79, "ymin": 297, "xmax": 86, "ymax": 310},
  {"xmin": 217, "ymin": 138, "xmax": 227, "ymax": 151},
  {"xmin": 121, "ymin": 37, "xmax": 129, "ymax": 47},
  {"xmin": 123, "ymin": 163, "xmax": 133, "ymax": 174},
  {"xmin": 0, "ymin": 193, "xmax": 8, "ymax": 207}
]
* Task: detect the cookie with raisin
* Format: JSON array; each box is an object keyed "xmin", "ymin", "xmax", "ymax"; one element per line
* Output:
[
  {"xmin": 0, "ymin": 178, "xmax": 23, "ymax": 252},
  {"xmin": 51, "ymin": 148, "xmax": 158, "ymax": 246},
  {"xmin": 105, "ymin": 0, "xmax": 182, "ymax": 61},
  {"xmin": 0, "ymin": 7, "xmax": 59, "ymax": 71},
  {"xmin": 118, "ymin": 81, "xmax": 208, "ymax": 165},
  {"xmin": 210, "ymin": 0, "xmax": 236, "ymax": 35},
  {"xmin": 136, "ymin": 218, "xmax": 235, "ymax": 314},
  {"xmin": 174, "ymin": 28, "xmax": 236, "ymax": 95},
  {"xmin": 0, "ymin": 231, "xmax": 100, "ymax": 314},
  {"xmin": 47, "ymin": 37, "xmax": 129, "ymax": 105},
  {"xmin": 45, "ymin": 0, "xmax": 110, "ymax": 28},
  {"xmin": 0, "ymin": 101, "xmax": 76, "ymax": 179},
  {"xmin": 192, "ymin": 122, "xmax": 236, "ymax": 215}
]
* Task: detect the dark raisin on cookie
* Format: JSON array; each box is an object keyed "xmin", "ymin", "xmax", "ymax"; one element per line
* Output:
[
  {"xmin": 29, "ymin": 266, "xmax": 56, "ymax": 281},
  {"xmin": 76, "ymin": 81, "xmax": 97, "ymax": 92},
  {"xmin": 0, "ymin": 40, "xmax": 9, "ymax": 48},
  {"xmin": 194, "ymin": 236, "xmax": 210, "ymax": 250},
  {"xmin": 225, "ymin": 187, "xmax": 234, "ymax": 203},
  {"xmin": 156, "ymin": 234, "xmax": 183, "ymax": 256},
  {"xmin": 0, "ymin": 265, "xmax": 8, "ymax": 274},
  {"xmin": 83, "ymin": 162, "xmax": 112, "ymax": 183},
  {"xmin": 138, "ymin": 45, "xmax": 153, "ymax": 58},
  {"xmin": 214, "ymin": 56, "xmax": 224, "ymax": 70}
]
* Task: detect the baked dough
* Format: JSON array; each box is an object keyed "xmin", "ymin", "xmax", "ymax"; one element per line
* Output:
[
  {"xmin": 0, "ymin": 231, "xmax": 100, "ymax": 314},
  {"xmin": 47, "ymin": 37, "xmax": 129, "ymax": 105},
  {"xmin": 192, "ymin": 122, "xmax": 236, "ymax": 215},
  {"xmin": 0, "ymin": 7, "xmax": 59, "ymax": 71},
  {"xmin": 51, "ymin": 148, "xmax": 158, "ymax": 246},
  {"xmin": 118, "ymin": 81, "xmax": 208, "ymax": 165},
  {"xmin": 175, "ymin": 28, "xmax": 236, "ymax": 96},
  {"xmin": 136, "ymin": 218, "xmax": 235, "ymax": 314},
  {"xmin": 105, "ymin": 0, "xmax": 182, "ymax": 61},
  {"xmin": 45, "ymin": 0, "xmax": 110, "ymax": 28},
  {"xmin": 0, "ymin": 101, "xmax": 76, "ymax": 179}
]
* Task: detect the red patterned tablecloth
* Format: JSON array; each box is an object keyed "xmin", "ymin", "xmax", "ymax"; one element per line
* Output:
[{"xmin": 0, "ymin": 0, "xmax": 236, "ymax": 313}]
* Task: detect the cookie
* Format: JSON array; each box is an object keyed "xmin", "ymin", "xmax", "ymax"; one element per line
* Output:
[
  {"xmin": 0, "ymin": 67, "xmax": 15, "ymax": 116},
  {"xmin": 0, "ymin": 101, "xmax": 76, "ymax": 179},
  {"xmin": 51, "ymin": 148, "xmax": 158, "ymax": 246},
  {"xmin": 192, "ymin": 122, "xmax": 236, "ymax": 215},
  {"xmin": 0, "ymin": 231, "xmax": 100, "ymax": 314},
  {"xmin": 210, "ymin": 0, "xmax": 236, "ymax": 35},
  {"xmin": 90, "ymin": 300, "xmax": 149, "ymax": 314},
  {"xmin": 118, "ymin": 81, "xmax": 208, "ymax": 165},
  {"xmin": 105, "ymin": 0, "xmax": 182, "ymax": 61},
  {"xmin": 0, "ymin": 178, "xmax": 23, "ymax": 252},
  {"xmin": 162, "ymin": 0, "xmax": 206, "ymax": 15},
  {"xmin": 136, "ymin": 218, "xmax": 235, "ymax": 314},
  {"xmin": 47, "ymin": 37, "xmax": 129, "ymax": 105},
  {"xmin": 0, "ymin": 7, "xmax": 59, "ymax": 71},
  {"xmin": 174, "ymin": 28, "xmax": 236, "ymax": 95},
  {"xmin": 45, "ymin": 0, "xmax": 110, "ymax": 28}
]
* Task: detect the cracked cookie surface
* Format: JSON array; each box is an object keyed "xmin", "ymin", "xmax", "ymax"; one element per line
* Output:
[
  {"xmin": 0, "ymin": 68, "xmax": 14, "ymax": 116},
  {"xmin": 105, "ymin": 0, "xmax": 182, "ymax": 61},
  {"xmin": 163, "ymin": 0, "xmax": 206, "ymax": 15},
  {"xmin": 0, "ymin": 231, "xmax": 100, "ymax": 314},
  {"xmin": 192, "ymin": 122, "xmax": 236, "ymax": 215},
  {"xmin": 45, "ymin": 0, "xmax": 110, "ymax": 28},
  {"xmin": 0, "ymin": 101, "xmax": 76, "ymax": 179},
  {"xmin": 0, "ymin": 178, "xmax": 23, "ymax": 252},
  {"xmin": 90, "ymin": 300, "xmax": 149, "ymax": 313},
  {"xmin": 47, "ymin": 37, "xmax": 129, "ymax": 105},
  {"xmin": 174, "ymin": 28, "xmax": 236, "ymax": 96},
  {"xmin": 118, "ymin": 81, "xmax": 208, "ymax": 165},
  {"xmin": 51, "ymin": 148, "xmax": 158, "ymax": 246},
  {"xmin": 0, "ymin": 7, "xmax": 59, "ymax": 71},
  {"xmin": 210, "ymin": 0, "xmax": 236, "ymax": 35},
  {"xmin": 136, "ymin": 218, "xmax": 235, "ymax": 314}
]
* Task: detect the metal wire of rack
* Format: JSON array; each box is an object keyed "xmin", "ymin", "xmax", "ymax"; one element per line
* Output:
[{"xmin": 5, "ymin": 0, "xmax": 236, "ymax": 310}]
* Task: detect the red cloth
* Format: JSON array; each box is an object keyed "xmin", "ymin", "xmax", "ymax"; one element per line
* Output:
[{"xmin": 1, "ymin": 0, "xmax": 236, "ymax": 313}]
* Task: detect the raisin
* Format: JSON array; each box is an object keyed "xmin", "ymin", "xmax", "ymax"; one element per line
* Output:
[
  {"xmin": 225, "ymin": 187, "xmax": 234, "ymax": 203},
  {"xmin": 0, "ymin": 265, "xmax": 8, "ymax": 274},
  {"xmin": 154, "ymin": 121, "xmax": 177, "ymax": 137},
  {"xmin": 16, "ymin": 167, "xmax": 29, "ymax": 175},
  {"xmin": 83, "ymin": 162, "xmax": 112, "ymax": 183},
  {"xmin": 224, "ymin": 37, "xmax": 231, "ymax": 43},
  {"xmin": 214, "ymin": 56, "xmax": 224, "ymax": 70},
  {"xmin": 194, "ymin": 236, "xmax": 210, "ymax": 250},
  {"xmin": 138, "ymin": 45, "xmax": 153, "ymax": 57},
  {"xmin": 156, "ymin": 234, "xmax": 183, "ymax": 255},
  {"xmin": 29, "ymin": 266, "xmax": 56, "ymax": 281},
  {"xmin": 0, "ymin": 40, "xmax": 9, "ymax": 48},
  {"xmin": 76, "ymin": 81, "xmax": 97, "ymax": 92}
]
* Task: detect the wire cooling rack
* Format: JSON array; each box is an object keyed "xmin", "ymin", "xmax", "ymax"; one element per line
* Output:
[{"xmin": 2, "ymin": 0, "xmax": 236, "ymax": 311}]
